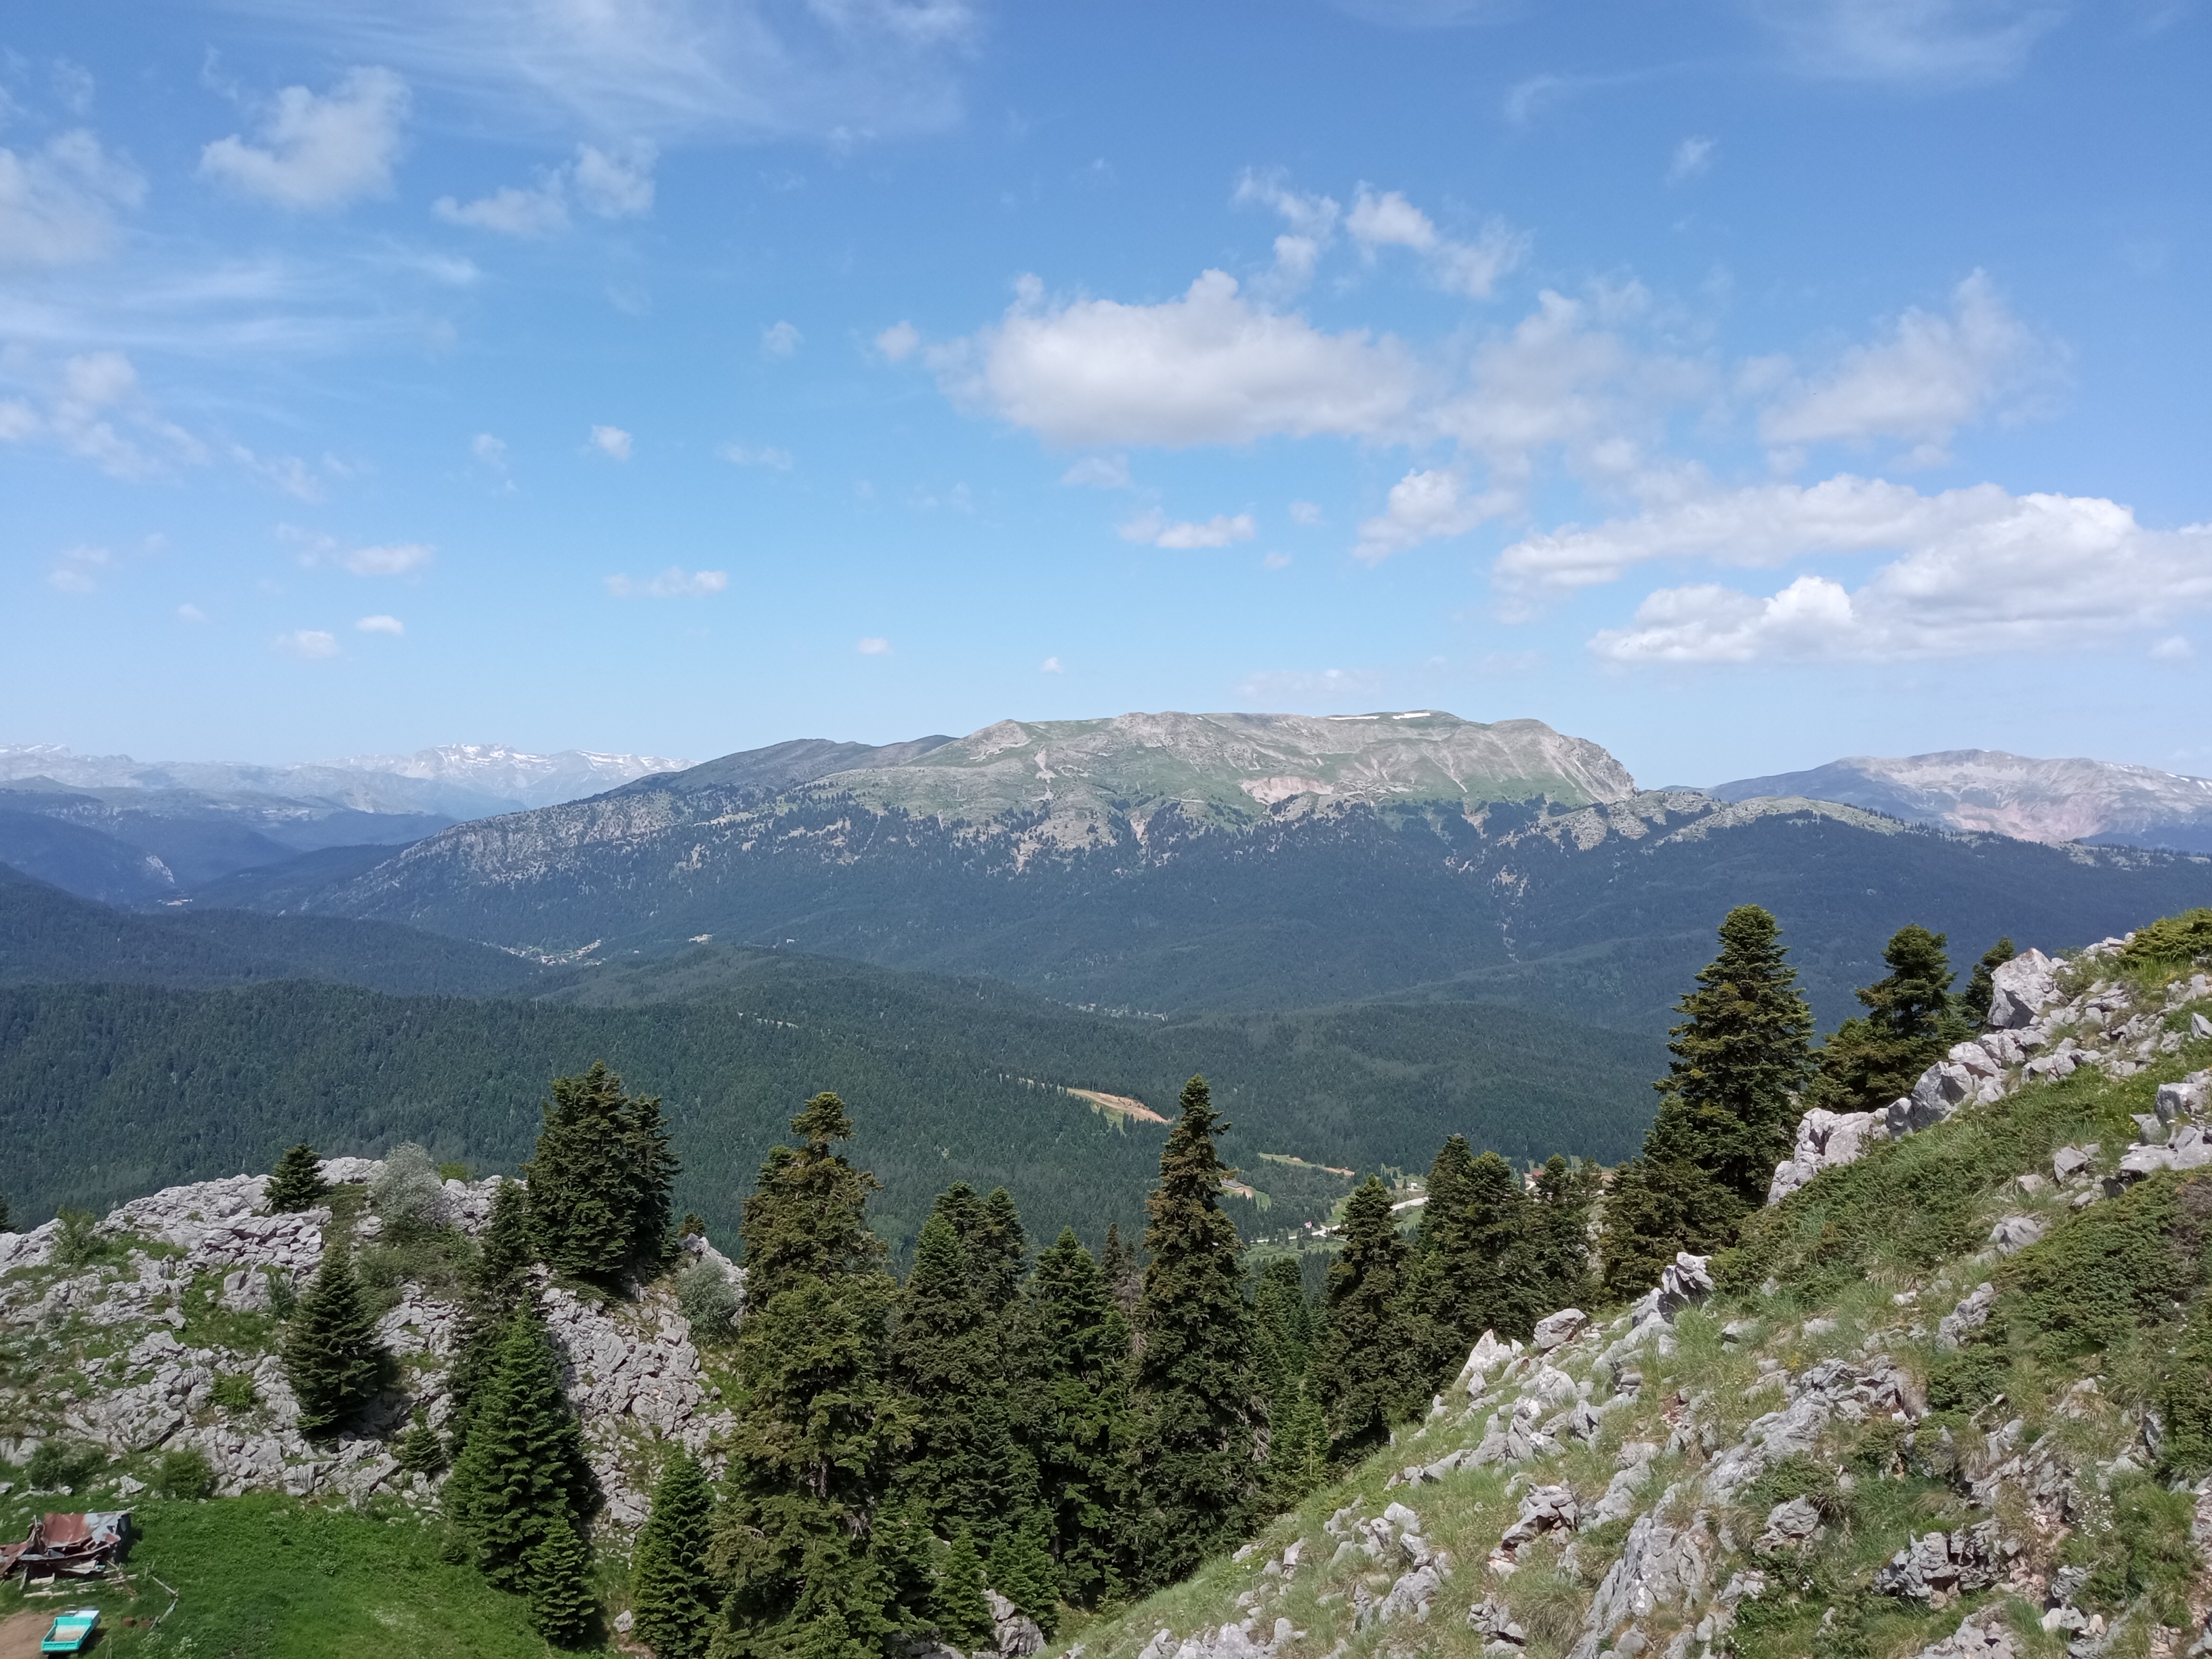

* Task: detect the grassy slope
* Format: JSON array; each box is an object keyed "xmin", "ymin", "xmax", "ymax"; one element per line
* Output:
[
  {"xmin": 1059, "ymin": 971, "xmax": 2212, "ymax": 1659},
  {"xmin": 0, "ymin": 1496, "xmax": 566, "ymax": 1657}
]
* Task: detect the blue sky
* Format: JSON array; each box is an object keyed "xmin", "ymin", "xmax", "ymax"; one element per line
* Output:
[{"xmin": 3, "ymin": 0, "xmax": 2207, "ymax": 787}]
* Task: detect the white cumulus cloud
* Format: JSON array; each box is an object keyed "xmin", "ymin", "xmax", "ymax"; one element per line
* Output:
[
  {"xmin": 606, "ymin": 567, "xmax": 728, "ymax": 598},
  {"xmin": 720, "ymin": 443, "xmax": 794, "ymax": 470},
  {"xmin": 1346, "ymin": 186, "xmax": 1528, "ymax": 299},
  {"xmin": 1119, "ymin": 509, "xmax": 1257, "ymax": 549},
  {"xmin": 0, "ymin": 130, "xmax": 146, "ymax": 267},
  {"xmin": 46, "ymin": 545, "xmax": 110, "ymax": 594},
  {"xmin": 591, "ymin": 424, "xmax": 633, "ymax": 460},
  {"xmin": 433, "ymin": 140, "xmax": 655, "ymax": 236},
  {"xmin": 1354, "ymin": 468, "xmax": 1511, "ymax": 563},
  {"xmin": 1759, "ymin": 271, "xmax": 2053, "ymax": 462},
  {"xmin": 1060, "ymin": 455, "xmax": 1131, "ymax": 489},
  {"xmin": 1040, "ymin": 655, "xmax": 1063, "ymax": 673},
  {"xmin": 761, "ymin": 321, "xmax": 802, "ymax": 358},
  {"xmin": 274, "ymin": 628, "xmax": 341, "ymax": 659},
  {"xmin": 200, "ymin": 67, "xmax": 409, "ymax": 211},
  {"xmin": 1556, "ymin": 480, "xmax": 2212, "ymax": 663},
  {"xmin": 356, "ymin": 613, "xmax": 405, "ymax": 634},
  {"xmin": 942, "ymin": 270, "xmax": 1419, "ymax": 447},
  {"xmin": 876, "ymin": 321, "xmax": 921, "ymax": 362},
  {"xmin": 1668, "ymin": 136, "xmax": 1717, "ymax": 182},
  {"xmin": 857, "ymin": 636, "xmax": 892, "ymax": 655}
]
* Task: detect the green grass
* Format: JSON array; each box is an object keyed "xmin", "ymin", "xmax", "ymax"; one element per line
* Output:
[{"xmin": 0, "ymin": 1495, "xmax": 596, "ymax": 1657}]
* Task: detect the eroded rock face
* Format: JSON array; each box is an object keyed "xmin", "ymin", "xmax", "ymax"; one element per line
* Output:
[
  {"xmin": 540, "ymin": 1279, "xmax": 735, "ymax": 1528},
  {"xmin": 1769, "ymin": 1109, "xmax": 1888, "ymax": 1204}
]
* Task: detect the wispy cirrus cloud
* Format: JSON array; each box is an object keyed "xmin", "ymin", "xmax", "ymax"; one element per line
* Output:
[
  {"xmin": 606, "ymin": 566, "xmax": 727, "ymax": 598},
  {"xmin": 209, "ymin": 0, "xmax": 981, "ymax": 144}
]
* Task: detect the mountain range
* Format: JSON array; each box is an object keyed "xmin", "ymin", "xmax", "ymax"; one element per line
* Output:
[
  {"xmin": 0, "ymin": 741, "xmax": 689, "ymax": 905},
  {"xmin": 1711, "ymin": 747, "xmax": 2212, "ymax": 852},
  {"xmin": 176, "ymin": 711, "xmax": 2208, "ymax": 1039}
]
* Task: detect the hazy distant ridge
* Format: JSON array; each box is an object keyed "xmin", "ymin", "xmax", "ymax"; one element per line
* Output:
[{"xmin": 1711, "ymin": 748, "xmax": 2212, "ymax": 853}]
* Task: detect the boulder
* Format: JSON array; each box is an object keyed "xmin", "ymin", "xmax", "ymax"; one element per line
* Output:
[
  {"xmin": 1754, "ymin": 1495, "xmax": 1822, "ymax": 1553},
  {"xmin": 2158, "ymin": 1072, "xmax": 2212, "ymax": 1123},
  {"xmin": 1988, "ymin": 949, "xmax": 2061, "ymax": 1029},
  {"xmin": 1937, "ymin": 1283, "xmax": 1996, "ymax": 1350},
  {"xmin": 1914, "ymin": 1606, "xmax": 2021, "ymax": 1659},
  {"xmin": 1453, "ymin": 1330, "xmax": 1523, "ymax": 1393},
  {"xmin": 1988, "ymin": 1215, "xmax": 2047, "ymax": 1255},
  {"xmin": 1767, "ymin": 1109, "xmax": 1887, "ymax": 1204},
  {"xmin": 1531, "ymin": 1308, "xmax": 1589, "ymax": 1353}
]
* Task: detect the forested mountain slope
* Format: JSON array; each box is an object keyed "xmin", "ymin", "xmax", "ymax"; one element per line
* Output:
[
  {"xmin": 0, "ymin": 863, "xmax": 556, "ymax": 998},
  {"xmin": 0, "ymin": 962, "xmax": 1654, "ymax": 1248},
  {"xmin": 267, "ymin": 784, "xmax": 2212, "ymax": 1033}
]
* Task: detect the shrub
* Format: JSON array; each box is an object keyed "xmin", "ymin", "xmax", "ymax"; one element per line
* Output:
[
  {"xmin": 2123, "ymin": 909, "xmax": 2212, "ymax": 969},
  {"xmin": 27, "ymin": 1439, "xmax": 104, "ymax": 1490},
  {"xmin": 54, "ymin": 1208, "xmax": 117, "ymax": 1269},
  {"xmin": 396, "ymin": 1417, "xmax": 449, "ymax": 1476},
  {"xmin": 1998, "ymin": 1172, "xmax": 2212, "ymax": 1359},
  {"xmin": 1745, "ymin": 1453, "xmax": 1849, "ymax": 1524},
  {"xmin": 2162, "ymin": 1301, "xmax": 2212, "ymax": 1479},
  {"xmin": 1925, "ymin": 1346, "xmax": 2009, "ymax": 1416},
  {"xmin": 438, "ymin": 1161, "xmax": 470, "ymax": 1183},
  {"xmin": 154, "ymin": 1446, "xmax": 217, "ymax": 1500},
  {"xmin": 371, "ymin": 1143, "xmax": 452, "ymax": 1240},
  {"xmin": 211, "ymin": 1372, "xmax": 259, "ymax": 1413},
  {"xmin": 674, "ymin": 1261, "xmax": 739, "ymax": 1340}
]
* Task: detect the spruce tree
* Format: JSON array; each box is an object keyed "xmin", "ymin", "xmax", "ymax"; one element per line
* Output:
[
  {"xmin": 634, "ymin": 1452, "xmax": 718, "ymax": 1659},
  {"xmin": 974, "ymin": 1187, "xmax": 1027, "ymax": 1315},
  {"xmin": 1022, "ymin": 1228, "xmax": 1129, "ymax": 1607},
  {"xmin": 893, "ymin": 1205, "xmax": 1022, "ymax": 1541},
  {"xmin": 1962, "ymin": 937, "xmax": 2016, "ymax": 1031},
  {"xmin": 1099, "ymin": 1224, "xmax": 1141, "ymax": 1320},
  {"xmin": 988, "ymin": 1516, "xmax": 1060, "ymax": 1637},
  {"xmin": 1309, "ymin": 1177, "xmax": 1416, "ymax": 1465},
  {"xmin": 934, "ymin": 1528, "xmax": 993, "ymax": 1650},
  {"xmin": 523, "ymin": 1062, "xmax": 678, "ymax": 1283},
  {"xmin": 523, "ymin": 1514, "xmax": 597, "ymax": 1647},
  {"xmin": 1123, "ymin": 1076, "xmax": 1267, "ymax": 1593},
  {"xmin": 444, "ymin": 1301, "xmax": 595, "ymax": 1591},
  {"xmin": 1405, "ymin": 1138, "xmax": 1530, "ymax": 1388},
  {"xmin": 447, "ymin": 1180, "xmax": 535, "ymax": 1452},
  {"xmin": 283, "ymin": 1246, "xmax": 389, "ymax": 1439},
  {"xmin": 266, "ymin": 1143, "xmax": 328, "ymax": 1213},
  {"xmin": 714, "ymin": 1093, "xmax": 912, "ymax": 1659},
  {"xmin": 1599, "ymin": 905, "xmax": 1815, "ymax": 1293},
  {"xmin": 1517, "ymin": 1155, "xmax": 1599, "ymax": 1315},
  {"xmin": 1811, "ymin": 923, "xmax": 1962, "ymax": 1112}
]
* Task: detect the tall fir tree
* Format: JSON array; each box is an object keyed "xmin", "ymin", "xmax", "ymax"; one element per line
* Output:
[
  {"xmin": 712, "ymin": 1093, "xmax": 913, "ymax": 1659},
  {"xmin": 266, "ymin": 1143, "xmax": 328, "ymax": 1213},
  {"xmin": 523, "ymin": 1514, "xmax": 597, "ymax": 1647},
  {"xmin": 1099, "ymin": 1224, "xmax": 1142, "ymax": 1321},
  {"xmin": 1519, "ymin": 1156, "xmax": 1600, "ymax": 1315},
  {"xmin": 933, "ymin": 1528, "xmax": 992, "ymax": 1650},
  {"xmin": 523, "ymin": 1061, "xmax": 678, "ymax": 1283},
  {"xmin": 1123, "ymin": 1076, "xmax": 1267, "ymax": 1593},
  {"xmin": 988, "ymin": 1516, "xmax": 1061, "ymax": 1637},
  {"xmin": 1810, "ymin": 924, "xmax": 1963, "ymax": 1113},
  {"xmin": 1404, "ymin": 1138, "xmax": 1530, "ymax": 1389},
  {"xmin": 892, "ymin": 1204, "xmax": 1023, "ymax": 1543},
  {"xmin": 1021, "ymin": 1228, "xmax": 1130, "ymax": 1607},
  {"xmin": 283, "ymin": 1246, "xmax": 389, "ymax": 1439},
  {"xmin": 1599, "ymin": 905, "xmax": 1815, "ymax": 1295},
  {"xmin": 974, "ymin": 1187, "xmax": 1027, "ymax": 1315},
  {"xmin": 447, "ymin": 1180, "xmax": 535, "ymax": 1452},
  {"xmin": 1961, "ymin": 937, "xmax": 2017, "ymax": 1031},
  {"xmin": 634, "ymin": 1452, "xmax": 720, "ymax": 1659},
  {"xmin": 1309, "ymin": 1177, "xmax": 1418, "ymax": 1465},
  {"xmin": 444, "ymin": 1300, "xmax": 596, "ymax": 1593}
]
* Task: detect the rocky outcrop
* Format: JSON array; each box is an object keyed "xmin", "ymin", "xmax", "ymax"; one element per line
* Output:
[
  {"xmin": 0, "ymin": 1155, "xmax": 737, "ymax": 1530},
  {"xmin": 1769, "ymin": 937, "xmax": 2211, "ymax": 1204}
]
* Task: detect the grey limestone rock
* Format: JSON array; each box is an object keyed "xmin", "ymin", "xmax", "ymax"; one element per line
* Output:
[
  {"xmin": 1532, "ymin": 1308, "xmax": 1589, "ymax": 1353},
  {"xmin": 1988, "ymin": 949, "xmax": 2062, "ymax": 1029}
]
